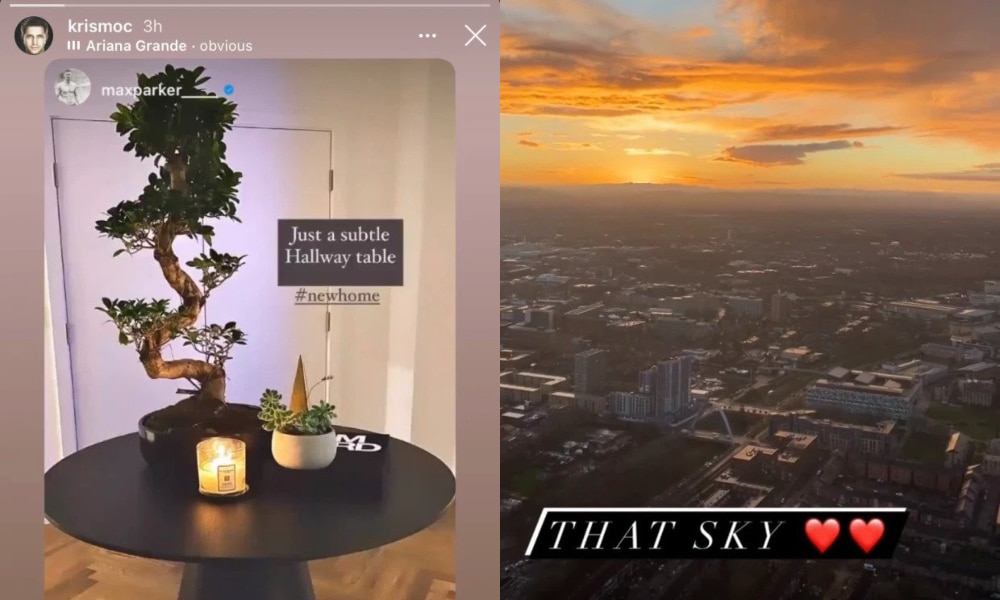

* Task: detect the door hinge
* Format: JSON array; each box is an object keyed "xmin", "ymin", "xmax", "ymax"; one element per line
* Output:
[
  {"xmin": 65, "ymin": 322, "xmax": 71, "ymax": 343},
  {"xmin": 53, "ymin": 162, "xmax": 59, "ymax": 188},
  {"xmin": 329, "ymin": 169, "xmax": 334, "ymax": 192}
]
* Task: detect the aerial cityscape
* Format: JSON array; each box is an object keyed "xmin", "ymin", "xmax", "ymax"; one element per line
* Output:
[{"xmin": 500, "ymin": 0, "xmax": 1000, "ymax": 598}]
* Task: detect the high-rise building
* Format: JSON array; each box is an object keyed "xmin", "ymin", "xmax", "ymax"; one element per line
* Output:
[
  {"xmin": 728, "ymin": 296, "xmax": 765, "ymax": 318},
  {"xmin": 609, "ymin": 391, "xmax": 654, "ymax": 420},
  {"xmin": 574, "ymin": 348, "xmax": 608, "ymax": 395},
  {"xmin": 638, "ymin": 355, "xmax": 694, "ymax": 417},
  {"xmin": 523, "ymin": 307, "xmax": 556, "ymax": 330},
  {"xmin": 770, "ymin": 292, "xmax": 792, "ymax": 323}
]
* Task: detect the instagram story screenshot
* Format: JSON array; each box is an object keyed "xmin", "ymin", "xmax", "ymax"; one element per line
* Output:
[
  {"xmin": 500, "ymin": 1, "xmax": 1000, "ymax": 600},
  {"xmin": 2, "ymin": 0, "xmax": 499, "ymax": 599}
]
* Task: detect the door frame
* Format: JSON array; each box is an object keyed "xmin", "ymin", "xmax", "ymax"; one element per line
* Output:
[{"xmin": 46, "ymin": 116, "xmax": 335, "ymax": 454}]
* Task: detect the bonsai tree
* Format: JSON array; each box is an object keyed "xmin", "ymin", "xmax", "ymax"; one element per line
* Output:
[{"xmin": 95, "ymin": 65, "xmax": 251, "ymax": 433}]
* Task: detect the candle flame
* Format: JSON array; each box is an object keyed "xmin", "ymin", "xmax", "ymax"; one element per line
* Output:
[{"xmin": 200, "ymin": 439, "xmax": 236, "ymax": 469}]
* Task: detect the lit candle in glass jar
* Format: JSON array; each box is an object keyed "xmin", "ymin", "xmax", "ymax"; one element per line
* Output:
[{"xmin": 196, "ymin": 437, "xmax": 248, "ymax": 497}]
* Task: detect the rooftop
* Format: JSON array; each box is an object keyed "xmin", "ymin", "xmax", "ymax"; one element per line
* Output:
[
  {"xmin": 880, "ymin": 359, "xmax": 948, "ymax": 378},
  {"xmin": 773, "ymin": 430, "xmax": 818, "ymax": 450},
  {"xmin": 500, "ymin": 349, "xmax": 533, "ymax": 362},
  {"xmin": 952, "ymin": 308, "xmax": 996, "ymax": 320},
  {"xmin": 812, "ymin": 368, "xmax": 919, "ymax": 396},
  {"xmin": 500, "ymin": 371, "xmax": 568, "ymax": 390},
  {"xmin": 609, "ymin": 319, "xmax": 644, "ymax": 328},
  {"xmin": 524, "ymin": 304, "xmax": 557, "ymax": 313},
  {"xmin": 782, "ymin": 413, "xmax": 897, "ymax": 434},
  {"xmin": 535, "ymin": 274, "xmax": 570, "ymax": 284},
  {"xmin": 566, "ymin": 303, "xmax": 604, "ymax": 317},
  {"xmin": 777, "ymin": 453, "xmax": 800, "ymax": 464},
  {"xmin": 782, "ymin": 347, "xmax": 811, "ymax": 357},
  {"xmin": 887, "ymin": 300, "xmax": 961, "ymax": 313},
  {"xmin": 733, "ymin": 445, "xmax": 777, "ymax": 462},
  {"xmin": 958, "ymin": 361, "xmax": 997, "ymax": 374},
  {"xmin": 550, "ymin": 391, "xmax": 606, "ymax": 402}
]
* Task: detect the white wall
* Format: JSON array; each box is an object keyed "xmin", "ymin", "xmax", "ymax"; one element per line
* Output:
[
  {"xmin": 43, "ymin": 59, "xmax": 456, "ymax": 471},
  {"xmin": 43, "ymin": 252, "xmax": 64, "ymax": 473}
]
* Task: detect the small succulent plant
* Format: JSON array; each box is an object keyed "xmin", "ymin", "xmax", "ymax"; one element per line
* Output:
[{"xmin": 258, "ymin": 389, "xmax": 336, "ymax": 435}]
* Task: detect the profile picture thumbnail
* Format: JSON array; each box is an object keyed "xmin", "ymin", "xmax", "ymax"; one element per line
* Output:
[
  {"xmin": 55, "ymin": 69, "xmax": 92, "ymax": 106},
  {"xmin": 15, "ymin": 16, "xmax": 53, "ymax": 56}
]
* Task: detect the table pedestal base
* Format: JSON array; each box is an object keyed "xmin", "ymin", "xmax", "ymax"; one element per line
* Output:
[{"xmin": 178, "ymin": 561, "xmax": 315, "ymax": 600}]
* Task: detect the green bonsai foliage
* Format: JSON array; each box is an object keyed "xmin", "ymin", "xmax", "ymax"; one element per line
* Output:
[
  {"xmin": 258, "ymin": 389, "xmax": 337, "ymax": 435},
  {"xmin": 94, "ymin": 65, "xmax": 247, "ymax": 404}
]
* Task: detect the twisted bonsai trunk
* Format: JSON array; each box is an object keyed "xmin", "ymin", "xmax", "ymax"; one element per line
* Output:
[{"xmin": 139, "ymin": 155, "xmax": 226, "ymax": 407}]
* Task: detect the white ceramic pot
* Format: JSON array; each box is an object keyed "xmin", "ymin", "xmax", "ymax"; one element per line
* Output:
[{"xmin": 271, "ymin": 429, "xmax": 338, "ymax": 470}]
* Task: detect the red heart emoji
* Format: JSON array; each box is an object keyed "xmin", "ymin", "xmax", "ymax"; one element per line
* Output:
[
  {"xmin": 849, "ymin": 518, "xmax": 885, "ymax": 554},
  {"xmin": 804, "ymin": 518, "xmax": 840, "ymax": 554}
]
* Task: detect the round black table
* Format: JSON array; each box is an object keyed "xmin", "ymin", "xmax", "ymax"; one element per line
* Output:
[{"xmin": 44, "ymin": 430, "xmax": 455, "ymax": 600}]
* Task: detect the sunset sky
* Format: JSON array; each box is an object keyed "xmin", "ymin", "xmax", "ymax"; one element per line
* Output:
[{"xmin": 500, "ymin": 0, "xmax": 1000, "ymax": 192}]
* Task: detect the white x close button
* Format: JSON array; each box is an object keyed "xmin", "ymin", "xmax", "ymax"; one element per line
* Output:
[{"xmin": 465, "ymin": 24, "xmax": 487, "ymax": 47}]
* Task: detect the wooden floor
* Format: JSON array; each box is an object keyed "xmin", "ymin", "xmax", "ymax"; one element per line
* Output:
[{"xmin": 44, "ymin": 506, "xmax": 455, "ymax": 600}]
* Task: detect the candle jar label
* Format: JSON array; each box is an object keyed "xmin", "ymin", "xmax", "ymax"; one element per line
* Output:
[
  {"xmin": 196, "ymin": 436, "xmax": 247, "ymax": 497},
  {"xmin": 217, "ymin": 465, "xmax": 236, "ymax": 493}
]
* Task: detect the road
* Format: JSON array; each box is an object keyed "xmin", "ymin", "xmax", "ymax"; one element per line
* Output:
[
  {"xmin": 686, "ymin": 429, "xmax": 755, "ymax": 445},
  {"xmin": 596, "ymin": 447, "xmax": 821, "ymax": 600},
  {"xmin": 709, "ymin": 400, "xmax": 816, "ymax": 416},
  {"xmin": 652, "ymin": 459, "xmax": 822, "ymax": 599},
  {"xmin": 560, "ymin": 443, "xmax": 748, "ymax": 600}
]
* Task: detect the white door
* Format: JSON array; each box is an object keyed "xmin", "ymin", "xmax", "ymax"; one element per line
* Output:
[{"xmin": 53, "ymin": 119, "xmax": 332, "ymax": 448}]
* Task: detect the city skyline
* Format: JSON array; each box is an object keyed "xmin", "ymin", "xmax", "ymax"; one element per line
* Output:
[{"xmin": 501, "ymin": 0, "xmax": 1000, "ymax": 193}]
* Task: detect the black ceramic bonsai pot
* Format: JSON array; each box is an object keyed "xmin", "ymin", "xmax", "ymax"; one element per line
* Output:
[{"xmin": 137, "ymin": 403, "xmax": 273, "ymax": 491}]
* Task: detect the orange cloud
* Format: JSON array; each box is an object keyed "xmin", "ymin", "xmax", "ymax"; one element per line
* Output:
[
  {"xmin": 501, "ymin": 0, "xmax": 1000, "ymax": 150},
  {"xmin": 502, "ymin": 31, "xmax": 941, "ymax": 122},
  {"xmin": 715, "ymin": 140, "xmax": 864, "ymax": 166},
  {"xmin": 725, "ymin": 0, "xmax": 999, "ymax": 71},
  {"xmin": 894, "ymin": 163, "xmax": 1000, "ymax": 182},
  {"xmin": 743, "ymin": 123, "xmax": 907, "ymax": 142},
  {"xmin": 677, "ymin": 27, "xmax": 714, "ymax": 40},
  {"xmin": 554, "ymin": 142, "xmax": 603, "ymax": 151}
]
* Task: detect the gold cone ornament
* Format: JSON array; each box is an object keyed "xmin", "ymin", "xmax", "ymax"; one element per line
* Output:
[{"xmin": 289, "ymin": 356, "xmax": 308, "ymax": 414}]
